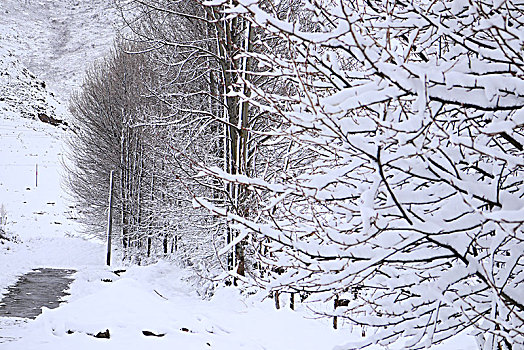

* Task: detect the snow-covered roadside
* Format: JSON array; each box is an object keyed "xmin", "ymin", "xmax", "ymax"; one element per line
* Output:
[
  {"xmin": 2, "ymin": 262, "xmax": 350, "ymax": 350},
  {"xmin": 0, "ymin": 261, "xmax": 479, "ymax": 350},
  {"xmin": 0, "ymin": 235, "xmax": 104, "ymax": 346}
]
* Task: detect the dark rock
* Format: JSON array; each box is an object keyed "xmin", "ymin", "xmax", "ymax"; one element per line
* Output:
[
  {"xmin": 334, "ymin": 298, "xmax": 350, "ymax": 308},
  {"xmin": 94, "ymin": 329, "xmax": 110, "ymax": 339},
  {"xmin": 142, "ymin": 330, "xmax": 165, "ymax": 337},
  {"xmin": 37, "ymin": 112, "xmax": 64, "ymax": 127}
]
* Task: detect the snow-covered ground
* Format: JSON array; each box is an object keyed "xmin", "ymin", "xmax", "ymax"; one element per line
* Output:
[
  {"xmin": 0, "ymin": 261, "xmax": 478, "ymax": 350},
  {"xmin": 1, "ymin": 263, "xmax": 354, "ymax": 350},
  {"xmin": 0, "ymin": 1, "xmax": 480, "ymax": 349}
]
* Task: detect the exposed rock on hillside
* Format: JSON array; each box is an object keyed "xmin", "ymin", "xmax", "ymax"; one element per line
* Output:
[{"xmin": 0, "ymin": 47, "xmax": 66, "ymax": 127}]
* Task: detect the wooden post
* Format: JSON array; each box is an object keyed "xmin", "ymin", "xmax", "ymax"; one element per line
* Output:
[
  {"xmin": 333, "ymin": 297, "xmax": 350, "ymax": 329},
  {"xmin": 35, "ymin": 164, "xmax": 38, "ymax": 187},
  {"xmin": 333, "ymin": 296, "xmax": 338, "ymax": 329},
  {"xmin": 106, "ymin": 170, "xmax": 114, "ymax": 266}
]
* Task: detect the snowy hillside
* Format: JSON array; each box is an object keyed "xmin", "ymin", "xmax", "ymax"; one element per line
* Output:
[
  {"xmin": 0, "ymin": 0, "xmax": 119, "ymax": 102},
  {"xmin": 0, "ymin": 43, "xmax": 105, "ymax": 298},
  {"xmin": 0, "ymin": 48, "xmax": 68, "ymax": 245},
  {"xmin": 0, "ymin": 0, "xmax": 113, "ymax": 342}
]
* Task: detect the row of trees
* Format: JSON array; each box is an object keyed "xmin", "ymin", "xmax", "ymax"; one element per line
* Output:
[
  {"xmin": 68, "ymin": 0, "xmax": 523, "ymax": 348},
  {"xmin": 67, "ymin": 0, "xmax": 288, "ymax": 269}
]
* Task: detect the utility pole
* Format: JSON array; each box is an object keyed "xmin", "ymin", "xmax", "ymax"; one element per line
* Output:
[{"xmin": 106, "ymin": 170, "xmax": 114, "ymax": 266}]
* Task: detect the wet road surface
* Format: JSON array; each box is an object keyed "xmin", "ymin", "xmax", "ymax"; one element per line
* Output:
[{"xmin": 0, "ymin": 268, "xmax": 75, "ymax": 319}]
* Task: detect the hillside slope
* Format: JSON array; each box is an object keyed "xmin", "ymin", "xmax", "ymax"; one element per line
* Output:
[
  {"xmin": 0, "ymin": 0, "xmax": 115, "ymax": 321},
  {"xmin": 0, "ymin": 0, "xmax": 118, "ymax": 102},
  {"xmin": 0, "ymin": 44, "xmax": 105, "ymax": 296}
]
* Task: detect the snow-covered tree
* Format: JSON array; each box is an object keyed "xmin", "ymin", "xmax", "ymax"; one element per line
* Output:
[
  {"xmin": 68, "ymin": 40, "xmax": 140, "ymax": 235},
  {"xmin": 115, "ymin": 0, "xmax": 296, "ymax": 273},
  {"xmin": 66, "ymin": 39, "xmax": 166, "ymax": 257},
  {"xmin": 197, "ymin": 0, "xmax": 524, "ymax": 348}
]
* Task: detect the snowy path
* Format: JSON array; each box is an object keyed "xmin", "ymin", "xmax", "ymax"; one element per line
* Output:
[{"xmin": 0, "ymin": 268, "xmax": 75, "ymax": 345}]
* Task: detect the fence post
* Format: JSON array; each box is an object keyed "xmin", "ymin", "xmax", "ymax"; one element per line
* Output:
[
  {"xmin": 106, "ymin": 170, "xmax": 114, "ymax": 266},
  {"xmin": 333, "ymin": 296, "xmax": 338, "ymax": 329}
]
